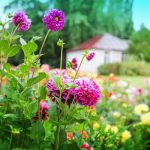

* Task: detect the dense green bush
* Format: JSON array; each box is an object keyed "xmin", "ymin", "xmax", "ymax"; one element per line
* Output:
[
  {"xmin": 98, "ymin": 61, "xmax": 150, "ymax": 76},
  {"xmin": 97, "ymin": 63, "xmax": 121, "ymax": 75}
]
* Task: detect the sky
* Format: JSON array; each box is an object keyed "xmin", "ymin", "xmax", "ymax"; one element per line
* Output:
[{"xmin": 0, "ymin": 0, "xmax": 150, "ymax": 31}]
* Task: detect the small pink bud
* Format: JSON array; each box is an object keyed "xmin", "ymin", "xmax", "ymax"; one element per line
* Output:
[
  {"xmin": 71, "ymin": 58, "xmax": 78, "ymax": 70},
  {"xmin": 86, "ymin": 52, "xmax": 95, "ymax": 61}
]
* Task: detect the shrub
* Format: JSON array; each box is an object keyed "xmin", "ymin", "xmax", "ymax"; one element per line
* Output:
[
  {"xmin": 97, "ymin": 63, "xmax": 121, "ymax": 75},
  {"xmin": 98, "ymin": 61, "xmax": 150, "ymax": 76},
  {"xmin": 120, "ymin": 61, "xmax": 150, "ymax": 76}
]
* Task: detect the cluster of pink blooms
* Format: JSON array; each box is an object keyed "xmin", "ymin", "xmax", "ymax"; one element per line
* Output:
[
  {"xmin": 47, "ymin": 73, "xmax": 100, "ymax": 106},
  {"xmin": 33, "ymin": 100, "xmax": 49, "ymax": 121},
  {"xmin": 81, "ymin": 142, "xmax": 94, "ymax": 150},
  {"xmin": 12, "ymin": 11, "xmax": 31, "ymax": 32},
  {"xmin": 47, "ymin": 75, "xmax": 75, "ymax": 105}
]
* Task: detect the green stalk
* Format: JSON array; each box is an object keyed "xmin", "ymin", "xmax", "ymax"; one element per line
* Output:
[
  {"xmin": 9, "ymin": 25, "xmax": 19, "ymax": 45},
  {"xmin": 8, "ymin": 133, "xmax": 13, "ymax": 149},
  {"xmin": 31, "ymin": 30, "xmax": 50, "ymax": 80},
  {"xmin": 59, "ymin": 44, "xmax": 64, "ymax": 70},
  {"xmin": 55, "ymin": 91, "xmax": 62, "ymax": 150},
  {"xmin": 73, "ymin": 55, "xmax": 85, "ymax": 81},
  {"xmin": 39, "ymin": 30, "xmax": 50, "ymax": 56},
  {"xmin": 64, "ymin": 55, "xmax": 86, "ymax": 105}
]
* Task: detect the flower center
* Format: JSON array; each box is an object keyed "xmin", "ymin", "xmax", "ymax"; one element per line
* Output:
[{"xmin": 55, "ymin": 17, "xmax": 59, "ymax": 22}]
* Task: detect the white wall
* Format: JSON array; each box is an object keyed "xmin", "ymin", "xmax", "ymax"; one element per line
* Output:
[
  {"xmin": 109, "ymin": 51, "xmax": 123, "ymax": 63},
  {"xmin": 66, "ymin": 49, "xmax": 123, "ymax": 73}
]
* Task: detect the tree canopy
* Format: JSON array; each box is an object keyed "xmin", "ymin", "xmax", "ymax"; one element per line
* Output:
[{"xmin": 128, "ymin": 26, "xmax": 150, "ymax": 62}]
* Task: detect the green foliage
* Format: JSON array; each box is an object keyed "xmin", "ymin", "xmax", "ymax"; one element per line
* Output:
[
  {"xmin": 98, "ymin": 61, "xmax": 150, "ymax": 76},
  {"xmin": 128, "ymin": 26, "xmax": 150, "ymax": 62},
  {"xmin": 98, "ymin": 63, "xmax": 121, "ymax": 75},
  {"xmin": 120, "ymin": 61, "xmax": 150, "ymax": 76}
]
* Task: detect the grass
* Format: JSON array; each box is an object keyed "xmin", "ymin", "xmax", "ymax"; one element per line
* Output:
[{"xmin": 118, "ymin": 76, "xmax": 149, "ymax": 87}]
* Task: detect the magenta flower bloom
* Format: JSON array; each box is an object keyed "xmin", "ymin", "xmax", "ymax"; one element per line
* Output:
[
  {"xmin": 74, "ymin": 77, "xmax": 100, "ymax": 106},
  {"xmin": 71, "ymin": 58, "xmax": 78, "ymax": 70},
  {"xmin": 42, "ymin": 9, "xmax": 65, "ymax": 31},
  {"xmin": 33, "ymin": 100, "xmax": 49, "ymax": 121},
  {"xmin": 47, "ymin": 74, "xmax": 75, "ymax": 105},
  {"xmin": 12, "ymin": 11, "xmax": 31, "ymax": 32},
  {"xmin": 86, "ymin": 52, "xmax": 95, "ymax": 61}
]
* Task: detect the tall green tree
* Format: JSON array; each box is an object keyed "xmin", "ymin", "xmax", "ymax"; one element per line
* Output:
[{"xmin": 128, "ymin": 26, "xmax": 150, "ymax": 62}]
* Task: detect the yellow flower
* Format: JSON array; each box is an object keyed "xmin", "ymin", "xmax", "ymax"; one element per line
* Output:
[
  {"xmin": 113, "ymin": 111, "xmax": 120, "ymax": 118},
  {"xmin": 140, "ymin": 112, "xmax": 150, "ymax": 125},
  {"xmin": 93, "ymin": 122, "xmax": 100, "ymax": 129},
  {"xmin": 134, "ymin": 104, "xmax": 149, "ymax": 115},
  {"xmin": 121, "ymin": 130, "xmax": 131, "ymax": 143},
  {"xmin": 105, "ymin": 125, "xmax": 118, "ymax": 133}
]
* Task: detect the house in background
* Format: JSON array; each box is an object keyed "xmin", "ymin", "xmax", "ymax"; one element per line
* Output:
[{"xmin": 66, "ymin": 33, "xmax": 129, "ymax": 73}]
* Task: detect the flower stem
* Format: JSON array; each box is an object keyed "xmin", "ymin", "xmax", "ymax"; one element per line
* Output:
[
  {"xmin": 9, "ymin": 25, "xmax": 19, "ymax": 45},
  {"xmin": 55, "ymin": 91, "xmax": 62, "ymax": 150},
  {"xmin": 31, "ymin": 30, "xmax": 50, "ymax": 80},
  {"xmin": 39, "ymin": 30, "xmax": 50, "ymax": 56},
  {"xmin": 55, "ymin": 125, "xmax": 60, "ymax": 150},
  {"xmin": 8, "ymin": 133, "xmax": 13, "ymax": 149},
  {"xmin": 59, "ymin": 44, "xmax": 64, "ymax": 70},
  {"xmin": 73, "ymin": 55, "xmax": 85, "ymax": 81},
  {"xmin": 64, "ymin": 55, "xmax": 86, "ymax": 105}
]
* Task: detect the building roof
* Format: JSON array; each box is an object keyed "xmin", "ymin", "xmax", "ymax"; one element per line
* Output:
[{"xmin": 69, "ymin": 33, "xmax": 129, "ymax": 52}]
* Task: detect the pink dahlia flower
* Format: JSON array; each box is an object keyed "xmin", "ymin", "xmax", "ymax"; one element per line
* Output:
[
  {"xmin": 42, "ymin": 9, "xmax": 65, "ymax": 31},
  {"xmin": 47, "ymin": 75, "xmax": 75, "ymax": 105},
  {"xmin": 74, "ymin": 77, "xmax": 100, "ymax": 106},
  {"xmin": 12, "ymin": 11, "xmax": 31, "ymax": 32},
  {"xmin": 86, "ymin": 52, "xmax": 95, "ymax": 61}
]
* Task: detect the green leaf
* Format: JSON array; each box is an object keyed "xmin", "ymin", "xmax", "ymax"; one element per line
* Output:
[
  {"xmin": 3, "ymin": 63, "xmax": 11, "ymax": 72},
  {"xmin": 30, "ymin": 121, "xmax": 45, "ymax": 141},
  {"xmin": 64, "ymin": 83, "xmax": 78, "ymax": 89},
  {"xmin": 62, "ymin": 142, "xmax": 80, "ymax": 150},
  {"xmin": 6, "ymin": 45, "xmax": 20, "ymax": 57},
  {"xmin": 0, "ymin": 40, "xmax": 9, "ymax": 56},
  {"xmin": 39, "ymin": 86, "xmax": 47, "ymax": 99},
  {"xmin": 52, "ymin": 75, "xmax": 62, "ymax": 90},
  {"xmin": 23, "ymin": 100, "xmax": 38, "ymax": 119},
  {"xmin": 22, "ymin": 41, "xmax": 38, "ymax": 57},
  {"xmin": 19, "ymin": 64, "xmax": 30, "ymax": 75},
  {"xmin": 20, "ymin": 38, "xmax": 27, "ymax": 45},
  {"xmin": 59, "ymin": 128, "xmax": 67, "ymax": 148},
  {"xmin": 31, "ymin": 36, "xmax": 42, "ymax": 41},
  {"xmin": 27, "ymin": 72, "xmax": 47, "ymax": 86},
  {"xmin": 3, "ymin": 114, "xmax": 16, "ymax": 119}
]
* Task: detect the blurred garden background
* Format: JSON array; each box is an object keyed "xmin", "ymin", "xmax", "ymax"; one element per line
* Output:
[
  {"xmin": 0, "ymin": 0, "xmax": 149, "ymax": 76},
  {"xmin": 0, "ymin": 1, "xmax": 150, "ymax": 149}
]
